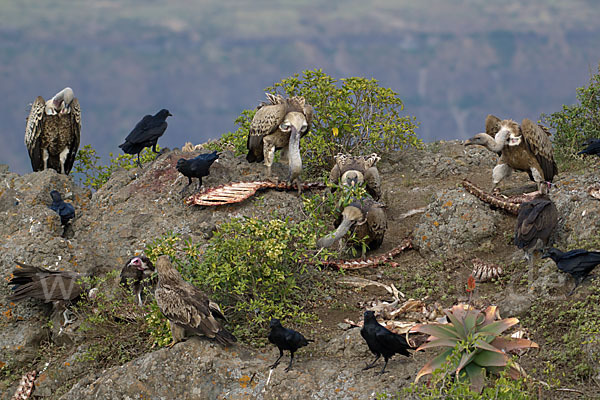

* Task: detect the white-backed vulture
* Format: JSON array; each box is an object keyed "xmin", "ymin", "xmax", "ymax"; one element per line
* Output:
[
  {"xmin": 329, "ymin": 153, "xmax": 382, "ymax": 200},
  {"xmin": 154, "ymin": 255, "xmax": 236, "ymax": 346},
  {"xmin": 317, "ymin": 197, "xmax": 387, "ymax": 257},
  {"xmin": 25, "ymin": 87, "xmax": 81, "ymax": 174},
  {"xmin": 465, "ymin": 115, "xmax": 557, "ymax": 194},
  {"xmin": 246, "ymin": 94, "xmax": 314, "ymax": 194}
]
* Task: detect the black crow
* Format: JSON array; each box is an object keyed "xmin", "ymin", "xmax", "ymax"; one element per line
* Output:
[
  {"xmin": 542, "ymin": 248, "xmax": 600, "ymax": 295},
  {"xmin": 176, "ymin": 150, "xmax": 219, "ymax": 192},
  {"xmin": 49, "ymin": 190, "xmax": 75, "ymax": 237},
  {"xmin": 119, "ymin": 109, "xmax": 172, "ymax": 167},
  {"xmin": 119, "ymin": 256, "xmax": 156, "ymax": 306},
  {"xmin": 268, "ymin": 318, "xmax": 313, "ymax": 372},
  {"xmin": 514, "ymin": 196, "xmax": 557, "ymax": 265},
  {"xmin": 360, "ymin": 310, "xmax": 412, "ymax": 375},
  {"xmin": 578, "ymin": 139, "xmax": 600, "ymax": 157}
]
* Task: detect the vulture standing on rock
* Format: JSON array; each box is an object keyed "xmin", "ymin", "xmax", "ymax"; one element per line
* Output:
[
  {"xmin": 246, "ymin": 94, "xmax": 314, "ymax": 194},
  {"xmin": 120, "ymin": 256, "xmax": 156, "ymax": 306},
  {"xmin": 25, "ymin": 87, "xmax": 81, "ymax": 175},
  {"xmin": 465, "ymin": 115, "xmax": 557, "ymax": 194},
  {"xmin": 119, "ymin": 109, "xmax": 172, "ymax": 167},
  {"xmin": 154, "ymin": 255, "xmax": 236, "ymax": 346},
  {"xmin": 328, "ymin": 153, "xmax": 382, "ymax": 200},
  {"xmin": 317, "ymin": 197, "xmax": 387, "ymax": 257},
  {"xmin": 514, "ymin": 196, "xmax": 558, "ymax": 266}
]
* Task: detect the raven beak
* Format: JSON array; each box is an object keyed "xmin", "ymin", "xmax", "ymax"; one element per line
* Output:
[
  {"xmin": 168, "ymin": 112, "xmax": 173, "ymax": 116},
  {"xmin": 541, "ymin": 252, "xmax": 550, "ymax": 259}
]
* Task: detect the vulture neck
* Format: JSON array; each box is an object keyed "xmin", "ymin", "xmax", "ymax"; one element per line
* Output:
[
  {"xmin": 488, "ymin": 129, "xmax": 510, "ymax": 153},
  {"xmin": 317, "ymin": 216, "xmax": 355, "ymax": 248},
  {"xmin": 288, "ymin": 127, "xmax": 302, "ymax": 182}
]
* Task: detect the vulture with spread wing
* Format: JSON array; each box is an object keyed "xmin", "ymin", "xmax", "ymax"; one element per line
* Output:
[
  {"xmin": 465, "ymin": 115, "xmax": 557, "ymax": 194},
  {"xmin": 25, "ymin": 87, "xmax": 81, "ymax": 175},
  {"xmin": 246, "ymin": 94, "xmax": 314, "ymax": 194},
  {"xmin": 328, "ymin": 153, "xmax": 382, "ymax": 200},
  {"xmin": 154, "ymin": 255, "xmax": 236, "ymax": 346}
]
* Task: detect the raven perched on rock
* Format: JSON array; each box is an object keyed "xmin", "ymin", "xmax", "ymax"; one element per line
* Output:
[
  {"xmin": 49, "ymin": 190, "xmax": 75, "ymax": 237},
  {"xmin": 542, "ymin": 248, "xmax": 600, "ymax": 295},
  {"xmin": 119, "ymin": 109, "xmax": 172, "ymax": 167},
  {"xmin": 578, "ymin": 139, "xmax": 600, "ymax": 157},
  {"xmin": 176, "ymin": 151, "xmax": 219, "ymax": 192},
  {"xmin": 360, "ymin": 310, "xmax": 412, "ymax": 375},
  {"xmin": 268, "ymin": 318, "xmax": 313, "ymax": 372}
]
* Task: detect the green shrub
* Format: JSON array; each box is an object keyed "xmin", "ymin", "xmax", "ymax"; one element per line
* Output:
[
  {"xmin": 73, "ymin": 144, "xmax": 161, "ymax": 190},
  {"xmin": 541, "ymin": 62, "xmax": 600, "ymax": 163},
  {"xmin": 212, "ymin": 69, "xmax": 420, "ymax": 178}
]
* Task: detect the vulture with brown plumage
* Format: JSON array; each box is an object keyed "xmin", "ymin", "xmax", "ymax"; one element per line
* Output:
[
  {"xmin": 317, "ymin": 198, "xmax": 387, "ymax": 257},
  {"xmin": 328, "ymin": 153, "xmax": 382, "ymax": 200},
  {"xmin": 154, "ymin": 255, "xmax": 236, "ymax": 346},
  {"xmin": 25, "ymin": 87, "xmax": 81, "ymax": 175},
  {"xmin": 465, "ymin": 115, "xmax": 557, "ymax": 194},
  {"xmin": 514, "ymin": 195, "xmax": 558, "ymax": 266},
  {"xmin": 246, "ymin": 94, "xmax": 314, "ymax": 194}
]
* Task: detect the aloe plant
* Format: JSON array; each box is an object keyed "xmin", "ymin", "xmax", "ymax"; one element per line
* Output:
[{"xmin": 410, "ymin": 305, "xmax": 538, "ymax": 392}]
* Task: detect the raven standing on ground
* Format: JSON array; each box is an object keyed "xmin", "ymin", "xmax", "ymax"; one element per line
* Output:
[
  {"xmin": 578, "ymin": 139, "xmax": 600, "ymax": 157},
  {"xmin": 360, "ymin": 310, "xmax": 412, "ymax": 375},
  {"xmin": 268, "ymin": 318, "xmax": 313, "ymax": 372},
  {"xmin": 49, "ymin": 190, "xmax": 75, "ymax": 237},
  {"xmin": 542, "ymin": 248, "xmax": 600, "ymax": 295},
  {"xmin": 176, "ymin": 150, "xmax": 219, "ymax": 193},
  {"xmin": 119, "ymin": 109, "xmax": 172, "ymax": 167}
]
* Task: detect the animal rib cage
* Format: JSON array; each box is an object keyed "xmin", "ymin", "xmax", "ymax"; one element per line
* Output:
[
  {"xmin": 185, "ymin": 181, "xmax": 326, "ymax": 206},
  {"xmin": 304, "ymin": 238, "xmax": 413, "ymax": 270}
]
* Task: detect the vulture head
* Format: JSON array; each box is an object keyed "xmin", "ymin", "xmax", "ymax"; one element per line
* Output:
[
  {"xmin": 498, "ymin": 120, "xmax": 522, "ymax": 147},
  {"xmin": 316, "ymin": 204, "xmax": 365, "ymax": 249},
  {"xmin": 341, "ymin": 170, "xmax": 364, "ymax": 186},
  {"xmin": 47, "ymin": 87, "xmax": 75, "ymax": 114}
]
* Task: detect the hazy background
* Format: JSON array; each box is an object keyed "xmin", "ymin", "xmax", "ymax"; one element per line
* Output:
[{"xmin": 2, "ymin": 0, "xmax": 599, "ymax": 174}]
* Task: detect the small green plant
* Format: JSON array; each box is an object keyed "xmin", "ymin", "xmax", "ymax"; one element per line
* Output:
[
  {"xmin": 541, "ymin": 62, "xmax": 600, "ymax": 164},
  {"xmin": 73, "ymin": 144, "xmax": 161, "ymax": 190},
  {"xmin": 411, "ymin": 304, "xmax": 538, "ymax": 393}
]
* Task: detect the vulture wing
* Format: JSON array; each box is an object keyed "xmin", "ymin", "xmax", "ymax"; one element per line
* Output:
[
  {"xmin": 246, "ymin": 101, "xmax": 287, "ymax": 162},
  {"xmin": 364, "ymin": 167, "xmax": 382, "ymax": 200},
  {"xmin": 521, "ymin": 119, "xmax": 558, "ymax": 182},
  {"xmin": 64, "ymin": 98, "xmax": 81, "ymax": 175},
  {"xmin": 485, "ymin": 114, "xmax": 502, "ymax": 137},
  {"xmin": 302, "ymin": 102, "xmax": 314, "ymax": 138},
  {"xmin": 515, "ymin": 198, "xmax": 558, "ymax": 250},
  {"xmin": 25, "ymin": 96, "xmax": 47, "ymax": 172}
]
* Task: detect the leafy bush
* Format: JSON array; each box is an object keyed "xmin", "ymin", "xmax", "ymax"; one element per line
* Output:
[
  {"xmin": 73, "ymin": 144, "xmax": 161, "ymax": 190},
  {"xmin": 144, "ymin": 192, "xmax": 342, "ymax": 343},
  {"xmin": 212, "ymin": 69, "xmax": 420, "ymax": 177},
  {"xmin": 411, "ymin": 304, "xmax": 538, "ymax": 393},
  {"xmin": 541, "ymin": 63, "xmax": 600, "ymax": 162}
]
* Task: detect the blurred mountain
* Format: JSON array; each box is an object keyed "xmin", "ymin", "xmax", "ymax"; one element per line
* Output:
[{"xmin": 2, "ymin": 0, "xmax": 600, "ymax": 173}]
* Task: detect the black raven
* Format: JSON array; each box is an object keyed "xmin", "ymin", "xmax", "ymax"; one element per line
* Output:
[
  {"xmin": 119, "ymin": 256, "xmax": 156, "ymax": 306},
  {"xmin": 119, "ymin": 109, "xmax": 172, "ymax": 167},
  {"xmin": 176, "ymin": 151, "xmax": 219, "ymax": 192},
  {"xmin": 268, "ymin": 318, "xmax": 313, "ymax": 372},
  {"xmin": 49, "ymin": 190, "xmax": 75, "ymax": 237},
  {"xmin": 360, "ymin": 310, "xmax": 411, "ymax": 375},
  {"xmin": 578, "ymin": 139, "xmax": 600, "ymax": 157},
  {"xmin": 542, "ymin": 248, "xmax": 600, "ymax": 295},
  {"xmin": 514, "ymin": 196, "xmax": 557, "ymax": 265}
]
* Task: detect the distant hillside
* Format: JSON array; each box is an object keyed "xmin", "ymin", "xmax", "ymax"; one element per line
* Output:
[{"xmin": 2, "ymin": 0, "xmax": 600, "ymax": 173}]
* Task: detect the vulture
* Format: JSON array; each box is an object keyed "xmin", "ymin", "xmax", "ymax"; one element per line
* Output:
[
  {"xmin": 25, "ymin": 87, "xmax": 81, "ymax": 175},
  {"xmin": 246, "ymin": 94, "xmax": 314, "ymax": 194},
  {"xmin": 514, "ymin": 196, "xmax": 558, "ymax": 265},
  {"xmin": 154, "ymin": 255, "xmax": 236, "ymax": 346},
  {"xmin": 465, "ymin": 115, "xmax": 557, "ymax": 194},
  {"xmin": 176, "ymin": 150, "xmax": 219, "ymax": 193},
  {"xmin": 119, "ymin": 109, "xmax": 172, "ymax": 167},
  {"xmin": 360, "ymin": 310, "xmax": 412, "ymax": 375},
  {"xmin": 120, "ymin": 256, "xmax": 156, "ymax": 306},
  {"xmin": 578, "ymin": 139, "xmax": 600, "ymax": 157},
  {"xmin": 542, "ymin": 248, "xmax": 600, "ymax": 295},
  {"xmin": 328, "ymin": 153, "xmax": 382, "ymax": 200},
  {"xmin": 317, "ymin": 197, "xmax": 387, "ymax": 257},
  {"xmin": 268, "ymin": 318, "xmax": 313, "ymax": 372}
]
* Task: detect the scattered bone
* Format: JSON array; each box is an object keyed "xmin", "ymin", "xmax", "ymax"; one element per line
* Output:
[
  {"xmin": 471, "ymin": 258, "xmax": 503, "ymax": 282},
  {"xmin": 588, "ymin": 185, "xmax": 600, "ymax": 200},
  {"xmin": 11, "ymin": 370, "xmax": 36, "ymax": 400},
  {"xmin": 397, "ymin": 207, "xmax": 427, "ymax": 220},
  {"xmin": 337, "ymin": 276, "xmax": 405, "ymax": 300}
]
